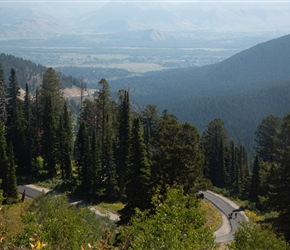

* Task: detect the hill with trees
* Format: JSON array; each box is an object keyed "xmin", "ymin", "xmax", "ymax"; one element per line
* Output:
[
  {"xmin": 0, "ymin": 53, "xmax": 79, "ymax": 91},
  {"xmin": 110, "ymin": 34, "xmax": 290, "ymax": 155}
]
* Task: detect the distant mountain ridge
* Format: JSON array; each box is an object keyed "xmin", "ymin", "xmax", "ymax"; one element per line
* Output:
[
  {"xmin": 0, "ymin": 7, "xmax": 71, "ymax": 40},
  {"xmin": 112, "ymin": 34, "xmax": 290, "ymax": 97},
  {"xmin": 109, "ymin": 34, "xmax": 290, "ymax": 156},
  {"xmin": 1, "ymin": 2, "xmax": 290, "ymax": 41}
]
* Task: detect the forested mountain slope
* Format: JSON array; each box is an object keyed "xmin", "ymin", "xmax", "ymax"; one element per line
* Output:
[
  {"xmin": 0, "ymin": 53, "xmax": 78, "ymax": 91},
  {"xmin": 113, "ymin": 34, "xmax": 290, "ymax": 96},
  {"xmin": 110, "ymin": 34, "xmax": 290, "ymax": 155}
]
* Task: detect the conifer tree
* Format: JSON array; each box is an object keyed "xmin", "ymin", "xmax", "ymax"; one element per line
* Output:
[
  {"xmin": 91, "ymin": 131, "xmax": 102, "ymax": 197},
  {"xmin": 23, "ymin": 83, "xmax": 34, "ymax": 174},
  {"xmin": 117, "ymin": 90, "xmax": 131, "ymax": 197},
  {"xmin": 6, "ymin": 141, "xmax": 18, "ymax": 199},
  {"xmin": 94, "ymin": 79, "xmax": 120, "ymax": 199},
  {"xmin": 42, "ymin": 95, "xmax": 58, "ymax": 177},
  {"xmin": 255, "ymin": 115, "xmax": 280, "ymax": 162},
  {"xmin": 0, "ymin": 64, "xmax": 6, "ymax": 125},
  {"xmin": 103, "ymin": 129, "xmax": 119, "ymax": 201},
  {"xmin": 32, "ymin": 86, "xmax": 42, "ymax": 158},
  {"xmin": 40, "ymin": 68, "xmax": 65, "ymax": 177},
  {"xmin": 75, "ymin": 122, "xmax": 93, "ymax": 193},
  {"xmin": 0, "ymin": 122, "xmax": 9, "ymax": 196},
  {"xmin": 80, "ymin": 99, "xmax": 98, "ymax": 137},
  {"xmin": 141, "ymin": 104, "xmax": 159, "ymax": 143},
  {"xmin": 82, "ymin": 131, "xmax": 92, "ymax": 193},
  {"xmin": 58, "ymin": 117, "xmax": 66, "ymax": 179},
  {"xmin": 74, "ymin": 121, "xmax": 87, "ymax": 179},
  {"xmin": 228, "ymin": 140, "xmax": 238, "ymax": 192},
  {"xmin": 119, "ymin": 118, "xmax": 151, "ymax": 224},
  {"xmin": 239, "ymin": 145, "xmax": 250, "ymax": 197},
  {"xmin": 202, "ymin": 118, "xmax": 227, "ymax": 187},
  {"xmin": 57, "ymin": 103, "xmax": 73, "ymax": 180},
  {"xmin": 249, "ymin": 155, "xmax": 261, "ymax": 203},
  {"xmin": 96, "ymin": 78, "xmax": 111, "ymax": 147},
  {"xmin": 95, "ymin": 79, "xmax": 117, "ymax": 184},
  {"xmin": 224, "ymin": 140, "xmax": 250, "ymax": 197},
  {"xmin": 6, "ymin": 68, "xmax": 26, "ymax": 175},
  {"xmin": 151, "ymin": 116, "xmax": 205, "ymax": 194},
  {"xmin": 234, "ymin": 145, "xmax": 243, "ymax": 195}
]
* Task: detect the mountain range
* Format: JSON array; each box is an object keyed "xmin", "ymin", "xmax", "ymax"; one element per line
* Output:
[{"xmin": 1, "ymin": 2, "xmax": 290, "ymax": 41}]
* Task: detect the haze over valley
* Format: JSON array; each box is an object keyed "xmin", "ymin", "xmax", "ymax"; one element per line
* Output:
[{"xmin": 1, "ymin": 1, "xmax": 290, "ymax": 70}]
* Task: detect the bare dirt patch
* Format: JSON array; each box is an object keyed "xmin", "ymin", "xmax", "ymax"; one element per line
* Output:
[{"xmin": 61, "ymin": 86, "xmax": 96, "ymax": 98}]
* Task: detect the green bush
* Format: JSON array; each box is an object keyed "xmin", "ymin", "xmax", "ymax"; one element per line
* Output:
[
  {"xmin": 227, "ymin": 222, "xmax": 290, "ymax": 250},
  {"xmin": 17, "ymin": 194, "xmax": 115, "ymax": 249},
  {"xmin": 117, "ymin": 187, "xmax": 218, "ymax": 250}
]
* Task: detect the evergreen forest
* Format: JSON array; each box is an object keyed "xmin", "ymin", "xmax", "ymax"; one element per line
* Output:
[{"xmin": 0, "ymin": 60, "xmax": 290, "ymax": 248}]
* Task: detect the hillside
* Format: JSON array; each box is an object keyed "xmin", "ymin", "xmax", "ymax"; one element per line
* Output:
[
  {"xmin": 0, "ymin": 7, "xmax": 71, "ymax": 40},
  {"xmin": 110, "ymin": 34, "xmax": 290, "ymax": 156},
  {"xmin": 0, "ymin": 53, "xmax": 79, "ymax": 91},
  {"xmin": 112, "ymin": 34, "xmax": 290, "ymax": 96}
]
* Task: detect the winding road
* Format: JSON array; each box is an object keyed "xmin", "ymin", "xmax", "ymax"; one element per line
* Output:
[
  {"xmin": 17, "ymin": 184, "xmax": 119, "ymax": 221},
  {"xmin": 18, "ymin": 185, "xmax": 248, "ymax": 243},
  {"xmin": 202, "ymin": 191, "xmax": 248, "ymax": 243}
]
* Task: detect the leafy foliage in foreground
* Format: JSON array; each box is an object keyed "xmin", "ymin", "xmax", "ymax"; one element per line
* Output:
[
  {"xmin": 8, "ymin": 194, "xmax": 115, "ymax": 250},
  {"xmin": 117, "ymin": 187, "xmax": 218, "ymax": 250},
  {"xmin": 228, "ymin": 222, "xmax": 289, "ymax": 250}
]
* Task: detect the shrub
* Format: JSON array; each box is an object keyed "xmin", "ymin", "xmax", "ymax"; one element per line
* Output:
[
  {"xmin": 227, "ymin": 222, "xmax": 290, "ymax": 250},
  {"xmin": 17, "ymin": 194, "xmax": 116, "ymax": 249},
  {"xmin": 117, "ymin": 187, "xmax": 218, "ymax": 250}
]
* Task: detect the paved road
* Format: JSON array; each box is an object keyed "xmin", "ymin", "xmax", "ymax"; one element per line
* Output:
[
  {"xmin": 202, "ymin": 191, "xmax": 248, "ymax": 243},
  {"xmin": 17, "ymin": 184, "xmax": 119, "ymax": 221},
  {"xmin": 18, "ymin": 184, "xmax": 51, "ymax": 198}
]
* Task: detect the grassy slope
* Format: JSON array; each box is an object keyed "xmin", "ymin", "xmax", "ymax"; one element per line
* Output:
[
  {"xmin": 201, "ymin": 199, "xmax": 222, "ymax": 231},
  {"xmin": 0, "ymin": 198, "xmax": 32, "ymax": 243}
]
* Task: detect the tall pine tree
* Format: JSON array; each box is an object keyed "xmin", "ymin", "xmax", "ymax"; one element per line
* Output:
[
  {"xmin": 117, "ymin": 90, "xmax": 131, "ymax": 198},
  {"xmin": 119, "ymin": 118, "xmax": 151, "ymax": 225},
  {"xmin": 91, "ymin": 131, "xmax": 102, "ymax": 197},
  {"xmin": 103, "ymin": 126, "xmax": 119, "ymax": 201},
  {"xmin": 0, "ymin": 122, "xmax": 9, "ymax": 197},
  {"xmin": 42, "ymin": 95, "xmax": 58, "ymax": 177},
  {"xmin": 40, "ymin": 68, "xmax": 65, "ymax": 177},
  {"xmin": 249, "ymin": 155, "xmax": 261, "ymax": 203},
  {"xmin": 6, "ymin": 142, "xmax": 18, "ymax": 199},
  {"xmin": 75, "ymin": 121, "xmax": 93, "ymax": 193},
  {"xmin": 6, "ymin": 68, "xmax": 26, "ymax": 175},
  {"xmin": 57, "ymin": 103, "xmax": 73, "ymax": 180},
  {"xmin": 255, "ymin": 115, "xmax": 280, "ymax": 163},
  {"xmin": 202, "ymin": 118, "xmax": 227, "ymax": 187},
  {"xmin": 23, "ymin": 83, "xmax": 34, "ymax": 174},
  {"xmin": 0, "ymin": 64, "xmax": 6, "ymax": 126}
]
